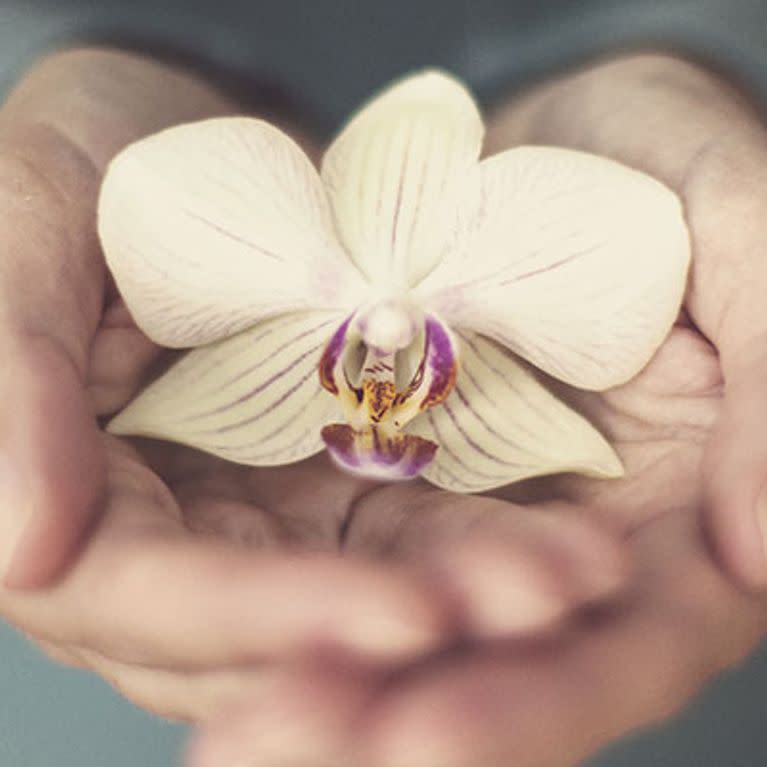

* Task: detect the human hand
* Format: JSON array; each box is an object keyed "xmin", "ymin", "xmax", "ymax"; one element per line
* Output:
[
  {"xmin": 0, "ymin": 47, "xmax": 453, "ymax": 720},
  {"xmin": 188, "ymin": 54, "xmax": 767, "ymax": 767},
  {"xmin": 0, "ymin": 48, "xmax": 631, "ymax": 722}
]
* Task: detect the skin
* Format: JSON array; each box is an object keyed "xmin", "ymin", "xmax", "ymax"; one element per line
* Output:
[
  {"xmin": 0, "ymin": 47, "xmax": 629, "ymax": 722},
  {"xmin": 0, "ymin": 46, "xmax": 766, "ymax": 766}
]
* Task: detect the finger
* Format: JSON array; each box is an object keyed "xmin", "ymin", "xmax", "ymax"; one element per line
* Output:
[
  {"xmin": 2, "ymin": 439, "xmax": 455, "ymax": 669},
  {"xmin": 186, "ymin": 658, "xmax": 372, "ymax": 767},
  {"xmin": 38, "ymin": 639, "xmax": 267, "ymax": 722},
  {"xmin": 186, "ymin": 513, "xmax": 766, "ymax": 767},
  {"xmin": 704, "ymin": 348, "xmax": 767, "ymax": 588},
  {"xmin": 352, "ymin": 512, "xmax": 767, "ymax": 767},
  {"xmin": 691, "ymin": 131, "xmax": 767, "ymax": 588},
  {"xmin": 347, "ymin": 485, "xmax": 630, "ymax": 637},
  {"xmin": 486, "ymin": 53, "xmax": 767, "ymax": 590},
  {"xmin": 0, "ymin": 47, "xmax": 236, "ymax": 588},
  {"xmin": 86, "ymin": 297, "xmax": 167, "ymax": 415},
  {"xmin": 0, "ymin": 343, "xmax": 106, "ymax": 589},
  {"xmin": 75, "ymin": 650, "xmax": 266, "ymax": 723}
]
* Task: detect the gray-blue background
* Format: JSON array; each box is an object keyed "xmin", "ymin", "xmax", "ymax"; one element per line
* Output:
[
  {"xmin": 2, "ymin": 619, "xmax": 767, "ymax": 767},
  {"xmin": 2, "ymin": 1, "xmax": 767, "ymax": 764}
]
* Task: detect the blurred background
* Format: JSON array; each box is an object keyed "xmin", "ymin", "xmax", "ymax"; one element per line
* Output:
[
  {"xmin": 2, "ymin": 1, "xmax": 767, "ymax": 764},
  {"xmin": 2, "ymin": 619, "xmax": 767, "ymax": 766}
]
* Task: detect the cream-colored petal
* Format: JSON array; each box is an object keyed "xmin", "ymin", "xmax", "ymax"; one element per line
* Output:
[
  {"xmin": 415, "ymin": 147, "xmax": 691, "ymax": 390},
  {"xmin": 321, "ymin": 70, "xmax": 483, "ymax": 290},
  {"xmin": 410, "ymin": 333, "xmax": 623, "ymax": 493},
  {"xmin": 108, "ymin": 311, "xmax": 342, "ymax": 466},
  {"xmin": 99, "ymin": 117, "xmax": 366, "ymax": 348}
]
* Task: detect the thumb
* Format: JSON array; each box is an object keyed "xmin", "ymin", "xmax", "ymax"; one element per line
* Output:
[
  {"xmin": 0, "ymin": 48, "xmax": 236, "ymax": 588},
  {"xmin": 685, "ymin": 115, "xmax": 767, "ymax": 591},
  {"xmin": 704, "ymin": 345, "xmax": 767, "ymax": 591}
]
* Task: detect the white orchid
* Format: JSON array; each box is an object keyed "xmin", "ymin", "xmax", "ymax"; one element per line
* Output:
[{"xmin": 98, "ymin": 71, "xmax": 690, "ymax": 493}]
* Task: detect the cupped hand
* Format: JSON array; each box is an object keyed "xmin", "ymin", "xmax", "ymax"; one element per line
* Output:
[
  {"xmin": 189, "ymin": 54, "xmax": 767, "ymax": 767},
  {"xmin": 0, "ymin": 48, "xmax": 628, "ymax": 721}
]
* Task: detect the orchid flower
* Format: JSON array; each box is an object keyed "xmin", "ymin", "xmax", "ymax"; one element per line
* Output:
[{"xmin": 98, "ymin": 71, "xmax": 690, "ymax": 493}]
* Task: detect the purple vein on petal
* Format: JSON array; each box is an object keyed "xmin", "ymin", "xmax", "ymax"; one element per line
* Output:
[
  {"xmin": 238, "ymin": 424, "xmax": 319, "ymax": 462},
  {"xmin": 181, "ymin": 342, "xmax": 325, "ymax": 424},
  {"xmin": 215, "ymin": 316, "xmax": 338, "ymax": 393},
  {"xmin": 184, "ymin": 209, "xmax": 285, "ymax": 261},
  {"xmin": 485, "ymin": 323, "xmax": 609, "ymax": 374},
  {"xmin": 168, "ymin": 314, "xmax": 315, "ymax": 404},
  {"xmin": 180, "ymin": 320, "xmax": 289, "ymax": 390},
  {"xmin": 442, "ymin": 400, "xmax": 512, "ymax": 465},
  {"xmin": 209, "ymin": 423, "xmax": 319, "ymax": 463},
  {"xmin": 404, "ymin": 133, "xmax": 430, "ymax": 261},
  {"xmin": 228, "ymin": 132, "xmax": 315, "ymax": 227},
  {"xmin": 230, "ymin": 384, "xmax": 326, "ymax": 448},
  {"xmin": 499, "ymin": 242, "xmax": 605, "ymax": 286},
  {"xmin": 190, "ymin": 314, "xmax": 325, "ymax": 396},
  {"xmin": 196, "ymin": 362, "xmax": 320, "ymax": 434},
  {"xmin": 204, "ymin": 386, "xmax": 329, "ymax": 453},
  {"xmin": 389, "ymin": 121, "xmax": 411, "ymax": 268},
  {"xmin": 457, "ymin": 332, "xmax": 559, "ymax": 431},
  {"xmin": 426, "ymin": 411, "xmax": 524, "ymax": 482},
  {"xmin": 452, "ymin": 386, "xmax": 533, "ymax": 451},
  {"xmin": 426, "ymin": 457, "xmax": 484, "ymax": 492}
]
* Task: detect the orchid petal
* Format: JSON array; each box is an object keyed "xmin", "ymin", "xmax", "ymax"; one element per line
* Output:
[
  {"xmin": 416, "ymin": 147, "xmax": 691, "ymax": 390},
  {"xmin": 107, "ymin": 311, "xmax": 342, "ymax": 465},
  {"xmin": 321, "ymin": 70, "xmax": 483, "ymax": 290},
  {"xmin": 99, "ymin": 118, "xmax": 365, "ymax": 348},
  {"xmin": 390, "ymin": 315, "xmax": 459, "ymax": 426},
  {"xmin": 409, "ymin": 333, "xmax": 623, "ymax": 493}
]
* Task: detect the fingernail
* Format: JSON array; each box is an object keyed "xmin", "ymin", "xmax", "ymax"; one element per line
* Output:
[{"xmin": 0, "ymin": 456, "xmax": 29, "ymax": 585}]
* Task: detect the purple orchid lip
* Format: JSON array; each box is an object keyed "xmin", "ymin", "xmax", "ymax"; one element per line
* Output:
[{"xmin": 322, "ymin": 424, "xmax": 438, "ymax": 480}]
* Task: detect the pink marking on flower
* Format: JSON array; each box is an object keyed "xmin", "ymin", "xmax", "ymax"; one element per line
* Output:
[
  {"xmin": 421, "ymin": 316, "xmax": 459, "ymax": 409},
  {"xmin": 318, "ymin": 315, "xmax": 354, "ymax": 395},
  {"xmin": 322, "ymin": 424, "xmax": 437, "ymax": 480}
]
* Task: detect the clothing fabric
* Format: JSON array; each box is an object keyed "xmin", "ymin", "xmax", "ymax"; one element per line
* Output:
[{"xmin": 1, "ymin": 1, "xmax": 766, "ymax": 128}]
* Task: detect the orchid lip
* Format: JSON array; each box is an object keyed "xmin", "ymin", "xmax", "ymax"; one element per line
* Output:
[{"xmin": 322, "ymin": 424, "xmax": 438, "ymax": 481}]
